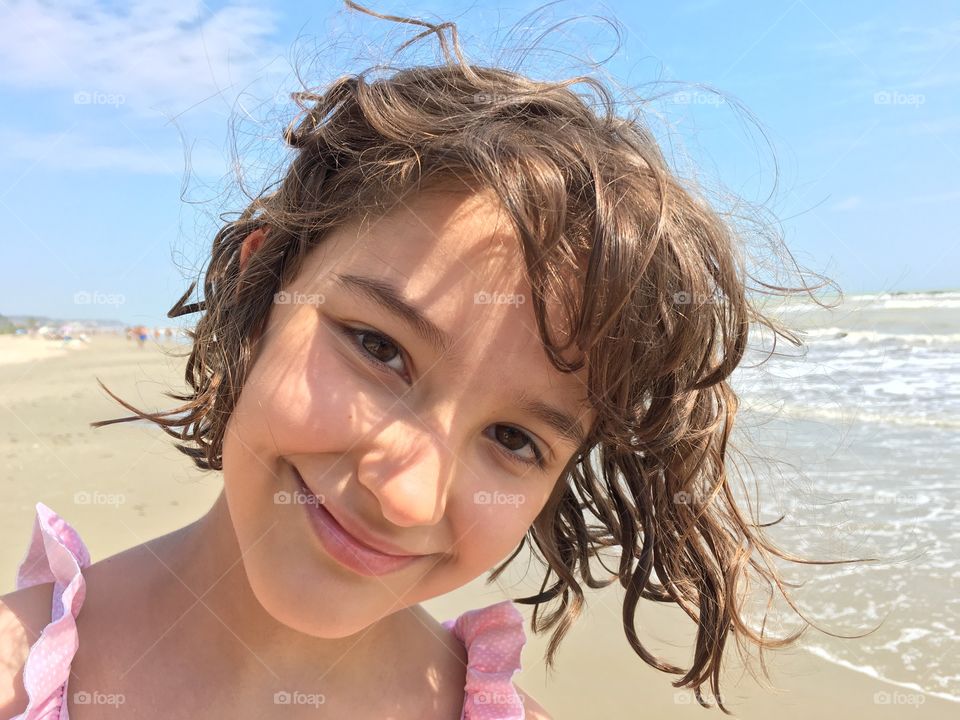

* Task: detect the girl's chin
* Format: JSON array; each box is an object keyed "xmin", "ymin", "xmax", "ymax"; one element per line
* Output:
[
  {"xmin": 239, "ymin": 542, "xmax": 411, "ymax": 637},
  {"xmin": 246, "ymin": 568, "xmax": 387, "ymax": 637}
]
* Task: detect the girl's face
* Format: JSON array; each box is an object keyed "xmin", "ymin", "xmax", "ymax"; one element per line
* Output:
[{"xmin": 222, "ymin": 186, "xmax": 594, "ymax": 637}]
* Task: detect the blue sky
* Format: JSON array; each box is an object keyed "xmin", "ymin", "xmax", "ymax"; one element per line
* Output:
[{"xmin": 0, "ymin": 0, "xmax": 957, "ymax": 328}]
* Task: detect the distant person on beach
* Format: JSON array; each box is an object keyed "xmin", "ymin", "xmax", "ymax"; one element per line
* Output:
[{"xmin": 0, "ymin": 3, "xmax": 849, "ymax": 719}]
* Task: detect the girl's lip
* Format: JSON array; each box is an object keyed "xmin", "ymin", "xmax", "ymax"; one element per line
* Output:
[{"xmin": 291, "ymin": 468, "xmax": 426, "ymax": 577}]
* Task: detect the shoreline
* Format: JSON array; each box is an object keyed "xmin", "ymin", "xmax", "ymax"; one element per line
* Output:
[{"xmin": 801, "ymin": 644, "xmax": 960, "ymax": 705}]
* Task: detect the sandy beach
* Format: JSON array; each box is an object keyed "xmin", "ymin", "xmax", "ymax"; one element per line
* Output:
[
  {"xmin": 1, "ymin": 333, "xmax": 955, "ymax": 718},
  {"xmin": 0, "ymin": 334, "xmax": 93, "ymax": 366}
]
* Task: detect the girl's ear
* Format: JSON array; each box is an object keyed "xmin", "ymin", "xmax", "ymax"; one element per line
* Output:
[{"xmin": 239, "ymin": 227, "xmax": 267, "ymax": 275}]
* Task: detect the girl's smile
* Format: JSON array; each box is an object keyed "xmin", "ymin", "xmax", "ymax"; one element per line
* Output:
[{"xmin": 291, "ymin": 462, "xmax": 439, "ymax": 577}]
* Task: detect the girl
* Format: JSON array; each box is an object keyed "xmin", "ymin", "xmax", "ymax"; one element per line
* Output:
[{"xmin": 1, "ymin": 2, "xmax": 831, "ymax": 718}]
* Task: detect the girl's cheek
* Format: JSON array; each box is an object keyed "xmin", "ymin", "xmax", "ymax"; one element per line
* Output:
[
  {"xmin": 249, "ymin": 335, "xmax": 372, "ymax": 451},
  {"xmin": 454, "ymin": 504, "xmax": 536, "ymax": 569}
]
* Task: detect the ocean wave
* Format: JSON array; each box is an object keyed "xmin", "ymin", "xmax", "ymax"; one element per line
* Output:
[
  {"xmin": 748, "ymin": 403, "xmax": 960, "ymax": 429},
  {"xmin": 880, "ymin": 627, "xmax": 934, "ymax": 653},
  {"xmin": 798, "ymin": 327, "xmax": 960, "ymax": 346},
  {"xmin": 879, "ymin": 299, "xmax": 960, "ymax": 310},
  {"xmin": 764, "ymin": 290, "xmax": 960, "ymax": 314}
]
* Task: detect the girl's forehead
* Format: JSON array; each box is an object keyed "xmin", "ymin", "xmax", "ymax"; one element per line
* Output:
[
  {"xmin": 311, "ymin": 190, "xmax": 579, "ymax": 343},
  {"xmin": 307, "ymin": 191, "xmax": 533, "ymax": 307},
  {"xmin": 356, "ymin": 187, "xmax": 520, "ymax": 265}
]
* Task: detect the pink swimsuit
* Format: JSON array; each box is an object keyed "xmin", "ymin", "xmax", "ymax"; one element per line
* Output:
[{"xmin": 11, "ymin": 502, "xmax": 527, "ymax": 719}]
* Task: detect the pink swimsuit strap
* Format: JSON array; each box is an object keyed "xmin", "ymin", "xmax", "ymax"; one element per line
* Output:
[
  {"xmin": 442, "ymin": 599, "xmax": 528, "ymax": 719},
  {"xmin": 12, "ymin": 502, "xmax": 91, "ymax": 720}
]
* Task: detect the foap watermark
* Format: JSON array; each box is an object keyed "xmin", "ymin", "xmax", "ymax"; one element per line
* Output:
[
  {"xmin": 74, "ymin": 290, "xmax": 125, "ymax": 307},
  {"xmin": 274, "ymin": 489, "xmax": 325, "ymax": 506},
  {"xmin": 472, "ymin": 91, "xmax": 511, "ymax": 104},
  {"xmin": 473, "ymin": 90, "xmax": 594, "ymax": 105},
  {"xmin": 673, "ymin": 490, "xmax": 693, "ymax": 505},
  {"xmin": 73, "ymin": 90, "xmax": 125, "ymax": 108},
  {"xmin": 674, "ymin": 690, "xmax": 726, "ymax": 706},
  {"xmin": 873, "ymin": 90, "xmax": 925, "ymax": 108},
  {"xmin": 73, "ymin": 691, "xmax": 125, "ymax": 708},
  {"xmin": 474, "ymin": 691, "xmax": 524, "ymax": 707},
  {"xmin": 673, "ymin": 290, "xmax": 716, "ymax": 305},
  {"xmin": 274, "ymin": 290, "xmax": 325, "ymax": 306},
  {"xmin": 273, "ymin": 691, "xmax": 325, "ymax": 707},
  {"xmin": 874, "ymin": 690, "xmax": 925, "ymax": 707},
  {"xmin": 473, "ymin": 490, "xmax": 525, "ymax": 507},
  {"xmin": 474, "ymin": 291, "xmax": 525, "ymax": 307},
  {"xmin": 74, "ymin": 491, "xmax": 125, "ymax": 508},
  {"xmin": 672, "ymin": 91, "xmax": 725, "ymax": 107},
  {"xmin": 872, "ymin": 491, "xmax": 922, "ymax": 507}
]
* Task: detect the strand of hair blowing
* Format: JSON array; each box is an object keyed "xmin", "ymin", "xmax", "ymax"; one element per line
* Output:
[{"xmin": 92, "ymin": 1, "xmax": 867, "ymax": 713}]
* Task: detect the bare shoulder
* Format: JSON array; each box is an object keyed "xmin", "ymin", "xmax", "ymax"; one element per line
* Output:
[
  {"xmin": 515, "ymin": 684, "xmax": 554, "ymax": 720},
  {"xmin": 0, "ymin": 581, "xmax": 55, "ymax": 717}
]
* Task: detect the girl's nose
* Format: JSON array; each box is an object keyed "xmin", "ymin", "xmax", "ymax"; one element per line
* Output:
[{"xmin": 355, "ymin": 424, "xmax": 455, "ymax": 528}]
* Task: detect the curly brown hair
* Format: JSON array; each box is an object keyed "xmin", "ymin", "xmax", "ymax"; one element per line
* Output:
[{"xmin": 93, "ymin": 0, "xmax": 852, "ymax": 712}]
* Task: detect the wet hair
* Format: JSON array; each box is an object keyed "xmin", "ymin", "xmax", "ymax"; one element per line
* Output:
[{"xmin": 93, "ymin": 0, "xmax": 850, "ymax": 712}]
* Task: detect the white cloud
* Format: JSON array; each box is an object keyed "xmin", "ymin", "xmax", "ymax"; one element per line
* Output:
[
  {"xmin": 903, "ymin": 189, "xmax": 960, "ymax": 206},
  {"xmin": 831, "ymin": 195, "xmax": 862, "ymax": 211},
  {"xmin": 809, "ymin": 17, "xmax": 960, "ymax": 91},
  {"xmin": 0, "ymin": 127, "xmax": 229, "ymax": 177},
  {"xmin": 0, "ymin": 1, "xmax": 293, "ymax": 175},
  {"xmin": 0, "ymin": 0, "xmax": 284, "ymax": 115}
]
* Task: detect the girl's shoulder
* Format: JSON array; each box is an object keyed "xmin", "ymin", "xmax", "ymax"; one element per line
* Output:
[
  {"xmin": 0, "ymin": 580, "xmax": 58, "ymax": 717},
  {"xmin": 0, "ymin": 501, "xmax": 90, "ymax": 720}
]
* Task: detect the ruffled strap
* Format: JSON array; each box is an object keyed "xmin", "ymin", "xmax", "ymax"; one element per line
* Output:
[
  {"xmin": 11, "ymin": 502, "xmax": 91, "ymax": 720},
  {"xmin": 442, "ymin": 599, "xmax": 527, "ymax": 720}
]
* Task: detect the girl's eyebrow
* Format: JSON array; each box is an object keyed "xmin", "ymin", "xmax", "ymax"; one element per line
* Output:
[
  {"xmin": 329, "ymin": 271, "xmax": 587, "ymax": 450},
  {"xmin": 512, "ymin": 389, "xmax": 587, "ymax": 449},
  {"xmin": 332, "ymin": 272, "xmax": 455, "ymax": 360}
]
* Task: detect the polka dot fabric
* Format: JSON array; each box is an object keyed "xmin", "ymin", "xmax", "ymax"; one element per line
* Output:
[
  {"xmin": 10, "ymin": 503, "xmax": 528, "ymax": 719},
  {"xmin": 441, "ymin": 600, "xmax": 528, "ymax": 719},
  {"xmin": 11, "ymin": 502, "xmax": 91, "ymax": 720}
]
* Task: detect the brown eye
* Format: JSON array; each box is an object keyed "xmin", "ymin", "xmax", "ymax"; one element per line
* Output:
[
  {"xmin": 337, "ymin": 323, "xmax": 411, "ymax": 381},
  {"xmin": 360, "ymin": 331, "xmax": 400, "ymax": 364},
  {"xmin": 495, "ymin": 425, "xmax": 527, "ymax": 451},
  {"xmin": 488, "ymin": 424, "xmax": 545, "ymax": 468}
]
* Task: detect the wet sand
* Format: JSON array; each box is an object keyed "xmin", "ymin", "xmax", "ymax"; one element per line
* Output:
[{"xmin": 0, "ymin": 334, "xmax": 955, "ymax": 717}]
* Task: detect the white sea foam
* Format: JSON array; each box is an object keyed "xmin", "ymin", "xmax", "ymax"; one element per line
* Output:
[
  {"xmin": 799, "ymin": 327, "xmax": 960, "ymax": 346},
  {"xmin": 750, "ymin": 403, "xmax": 960, "ymax": 429},
  {"xmin": 878, "ymin": 298, "xmax": 960, "ymax": 310},
  {"xmin": 803, "ymin": 644, "xmax": 960, "ymax": 704},
  {"xmin": 766, "ymin": 290, "xmax": 960, "ymax": 314},
  {"xmin": 880, "ymin": 627, "xmax": 934, "ymax": 652}
]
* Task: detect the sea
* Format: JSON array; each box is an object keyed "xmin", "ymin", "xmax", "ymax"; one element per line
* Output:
[{"xmin": 728, "ymin": 289, "xmax": 960, "ymax": 702}]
